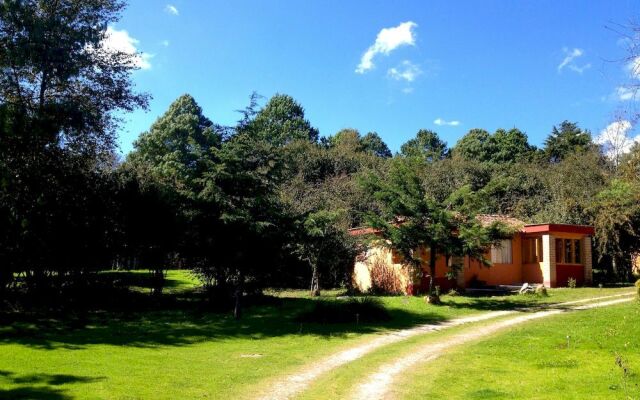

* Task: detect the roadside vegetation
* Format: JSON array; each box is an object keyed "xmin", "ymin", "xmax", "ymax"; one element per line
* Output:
[
  {"xmin": 0, "ymin": 270, "xmax": 635, "ymax": 399},
  {"xmin": 394, "ymin": 301, "xmax": 640, "ymax": 400}
]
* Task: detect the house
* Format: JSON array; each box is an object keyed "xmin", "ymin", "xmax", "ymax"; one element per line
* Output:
[{"xmin": 350, "ymin": 215, "xmax": 594, "ymax": 294}]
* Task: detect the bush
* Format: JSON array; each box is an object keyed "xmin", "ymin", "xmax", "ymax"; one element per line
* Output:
[
  {"xmin": 295, "ymin": 297, "xmax": 390, "ymax": 324},
  {"xmin": 535, "ymin": 284, "xmax": 548, "ymax": 297},
  {"xmin": 567, "ymin": 277, "xmax": 577, "ymax": 289},
  {"xmin": 369, "ymin": 257, "xmax": 404, "ymax": 295},
  {"xmin": 635, "ymin": 279, "xmax": 640, "ymax": 298}
]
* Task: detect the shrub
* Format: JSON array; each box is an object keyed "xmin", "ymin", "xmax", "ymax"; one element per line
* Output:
[
  {"xmin": 535, "ymin": 284, "xmax": 548, "ymax": 297},
  {"xmin": 567, "ymin": 277, "xmax": 577, "ymax": 289},
  {"xmin": 635, "ymin": 279, "xmax": 640, "ymax": 299},
  {"xmin": 369, "ymin": 257, "xmax": 404, "ymax": 295},
  {"xmin": 295, "ymin": 297, "xmax": 390, "ymax": 324}
]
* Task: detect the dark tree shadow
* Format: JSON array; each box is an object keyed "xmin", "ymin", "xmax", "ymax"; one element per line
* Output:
[
  {"xmin": 0, "ymin": 386, "xmax": 70, "ymax": 400},
  {"xmin": 0, "ymin": 295, "xmax": 449, "ymax": 349},
  {"xmin": 0, "ymin": 371, "xmax": 105, "ymax": 400}
]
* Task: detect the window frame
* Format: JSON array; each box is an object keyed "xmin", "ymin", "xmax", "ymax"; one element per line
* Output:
[{"xmin": 491, "ymin": 239, "xmax": 513, "ymax": 264}]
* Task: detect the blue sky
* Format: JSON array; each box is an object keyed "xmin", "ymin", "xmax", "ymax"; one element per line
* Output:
[{"xmin": 111, "ymin": 0, "xmax": 639, "ymax": 155}]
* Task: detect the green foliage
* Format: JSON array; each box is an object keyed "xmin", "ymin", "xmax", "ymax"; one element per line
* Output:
[
  {"xmin": 567, "ymin": 277, "xmax": 577, "ymax": 289},
  {"xmin": 452, "ymin": 129, "xmax": 494, "ymax": 163},
  {"xmin": 244, "ymin": 94, "xmax": 319, "ymax": 146},
  {"xmin": 452, "ymin": 128, "xmax": 534, "ymax": 165},
  {"xmin": 400, "ymin": 129, "xmax": 448, "ymax": 161},
  {"xmin": 0, "ymin": 0, "xmax": 147, "ymax": 296},
  {"xmin": 361, "ymin": 131, "xmax": 392, "ymax": 158},
  {"xmin": 544, "ymin": 120, "xmax": 593, "ymax": 163},
  {"xmin": 127, "ymin": 94, "xmax": 221, "ymax": 192},
  {"xmin": 592, "ymin": 179, "xmax": 640, "ymax": 280},
  {"xmin": 635, "ymin": 279, "xmax": 640, "ymax": 298},
  {"xmin": 363, "ymin": 156, "xmax": 512, "ymax": 295}
]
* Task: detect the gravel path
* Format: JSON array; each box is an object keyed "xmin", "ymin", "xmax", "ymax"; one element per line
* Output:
[
  {"xmin": 256, "ymin": 292, "xmax": 635, "ymax": 400},
  {"xmin": 351, "ymin": 296, "xmax": 635, "ymax": 400}
]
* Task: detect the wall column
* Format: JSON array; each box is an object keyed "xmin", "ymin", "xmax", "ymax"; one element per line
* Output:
[
  {"xmin": 583, "ymin": 236, "xmax": 593, "ymax": 285},
  {"xmin": 541, "ymin": 234, "xmax": 556, "ymax": 287}
]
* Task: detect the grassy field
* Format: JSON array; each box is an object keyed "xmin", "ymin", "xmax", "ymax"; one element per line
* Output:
[
  {"xmin": 0, "ymin": 270, "xmax": 634, "ymax": 399},
  {"xmin": 393, "ymin": 301, "xmax": 640, "ymax": 400}
]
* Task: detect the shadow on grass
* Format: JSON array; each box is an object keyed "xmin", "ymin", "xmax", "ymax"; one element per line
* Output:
[
  {"xmin": 0, "ymin": 294, "xmax": 449, "ymax": 350},
  {"xmin": 0, "ymin": 371, "xmax": 105, "ymax": 400}
]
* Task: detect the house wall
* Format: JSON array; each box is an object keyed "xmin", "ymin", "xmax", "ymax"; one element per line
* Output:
[
  {"xmin": 522, "ymin": 262, "xmax": 544, "ymax": 283},
  {"xmin": 352, "ymin": 245, "xmax": 454, "ymax": 295},
  {"xmin": 463, "ymin": 233, "xmax": 523, "ymax": 286},
  {"xmin": 352, "ymin": 232, "xmax": 595, "ymax": 293}
]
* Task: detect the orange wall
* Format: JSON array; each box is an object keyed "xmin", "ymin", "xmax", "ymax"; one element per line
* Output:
[
  {"xmin": 463, "ymin": 234, "xmax": 523, "ymax": 286},
  {"xmin": 522, "ymin": 263, "xmax": 544, "ymax": 283}
]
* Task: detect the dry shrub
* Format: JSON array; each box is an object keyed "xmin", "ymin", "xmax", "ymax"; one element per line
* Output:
[{"xmin": 369, "ymin": 256, "xmax": 404, "ymax": 295}]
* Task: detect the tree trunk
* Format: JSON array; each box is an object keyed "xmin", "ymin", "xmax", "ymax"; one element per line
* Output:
[
  {"xmin": 426, "ymin": 245, "xmax": 441, "ymax": 304},
  {"xmin": 429, "ymin": 245, "xmax": 437, "ymax": 295},
  {"xmin": 310, "ymin": 264, "xmax": 320, "ymax": 297},
  {"xmin": 234, "ymin": 273, "xmax": 244, "ymax": 320},
  {"xmin": 151, "ymin": 268, "xmax": 164, "ymax": 297}
]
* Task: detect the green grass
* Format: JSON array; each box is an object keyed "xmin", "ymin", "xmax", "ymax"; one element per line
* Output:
[
  {"xmin": 0, "ymin": 270, "xmax": 633, "ymax": 399},
  {"xmin": 394, "ymin": 302, "xmax": 640, "ymax": 400}
]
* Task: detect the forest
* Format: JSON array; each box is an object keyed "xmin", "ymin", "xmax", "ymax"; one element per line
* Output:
[{"xmin": 2, "ymin": 0, "xmax": 640, "ymax": 318}]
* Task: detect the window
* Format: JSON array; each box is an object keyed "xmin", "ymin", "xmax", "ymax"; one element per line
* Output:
[
  {"xmin": 523, "ymin": 238, "xmax": 543, "ymax": 263},
  {"xmin": 555, "ymin": 238, "xmax": 583, "ymax": 264},
  {"xmin": 491, "ymin": 239, "xmax": 512, "ymax": 264}
]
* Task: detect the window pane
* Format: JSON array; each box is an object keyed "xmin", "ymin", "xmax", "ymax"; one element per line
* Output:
[
  {"xmin": 574, "ymin": 240, "xmax": 581, "ymax": 264},
  {"xmin": 537, "ymin": 238, "xmax": 543, "ymax": 262},
  {"xmin": 555, "ymin": 239, "xmax": 563, "ymax": 263},
  {"xmin": 565, "ymin": 240, "xmax": 572, "ymax": 264},
  {"xmin": 491, "ymin": 239, "xmax": 512, "ymax": 264}
]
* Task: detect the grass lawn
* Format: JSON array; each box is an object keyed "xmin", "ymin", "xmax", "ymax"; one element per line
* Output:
[
  {"xmin": 393, "ymin": 301, "xmax": 640, "ymax": 400},
  {"xmin": 0, "ymin": 270, "xmax": 634, "ymax": 399}
]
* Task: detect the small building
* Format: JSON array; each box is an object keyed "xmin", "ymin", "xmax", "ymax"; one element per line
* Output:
[{"xmin": 350, "ymin": 215, "xmax": 594, "ymax": 294}]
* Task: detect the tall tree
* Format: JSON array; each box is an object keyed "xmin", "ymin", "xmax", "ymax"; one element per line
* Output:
[
  {"xmin": 490, "ymin": 128, "xmax": 534, "ymax": 164},
  {"xmin": 544, "ymin": 121, "xmax": 593, "ymax": 163},
  {"xmin": 122, "ymin": 94, "xmax": 219, "ymax": 295},
  {"xmin": 592, "ymin": 179, "xmax": 640, "ymax": 280},
  {"xmin": 361, "ymin": 131, "xmax": 392, "ymax": 158},
  {"xmin": 452, "ymin": 129, "xmax": 494, "ymax": 163},
  {"xmin": 400, "ymin": 129, "xmax": 448, "ymax": 161},
  {"xmin": 199, "ymin": 133, "xmax": 286, "ymax": 318},
  {"xmin": 0, "ymin": 0, "xmax": 148, "ymax": 296},
  {"xmin": 246, "ymin": 94, "xmax": 319, "ymax": 146},
  {"xmin": 0, "ymin": 0, "xmax": 148, "ymax": 156},
  {"xmin": 363, "ymin": 157, "xmax": 510, "ymax": 302},
  {"xmin": 127, "ymin": 94, "xmax": 221, "ymax": 192}
]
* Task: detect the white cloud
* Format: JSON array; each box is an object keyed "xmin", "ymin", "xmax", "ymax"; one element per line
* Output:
[
  {"xmin": 161, "ymin": 40, "xmax": 170, "ymax": 47},
  {"xmin": 387, "ymin": 60, "xmax": 422, "ymax": 82},
  {"xmin": 627, "ymin": 56, "xmax": 640, "ymax": 79},
  {"xmin": 356, "ymin": 21, "xmax": 417, "ymax": 74},
  {"xmin": 616, "ymin": 86, "xmax": 639, "ymax": 101},
  {"xmin": 434, "ymin": 118, "xmax": 460, "ymax": 127},
  {"xmin": 595, "ymin": 120, "xmax": 639, "ymax": 161},
  {"xmin": 402, "ymin": 87, "xmax": 414, "ymax": 94},
  {"xmin": 165, "ymin": 4, "xmax": 179, "ymax": 15},
  {"xmin": 102, "ymin": 26, "xmax": 152, "ymax": 70},
  {"xmin": 557, "ymin": 48, "xmax": 590, "ymax": 74}
]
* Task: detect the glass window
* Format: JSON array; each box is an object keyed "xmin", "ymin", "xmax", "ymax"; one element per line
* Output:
[
  {"xmin": 565, "ymin": 240, "xmax": 572, "ymax": 264},
  {"xmin": 555, "ymin": 239, "xmax": 563, "ymax": 263},
  {"xmin": 554, "ymin": 238, "xmax": 584, "ymax": 264},
  {"xmin": 537, "ymin": 238, "xmax": 544, "ymax": 262},
  {"xmin": 523, "ymin": 238, "xmax": 541, "ymax": 263},
  {"xmin": 491, "ymin": 239, "xmax": 512, "ymax": 264},
  {"xmin": 574, "ymin": 240, "xmax": 581, "ymax": 264}
]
